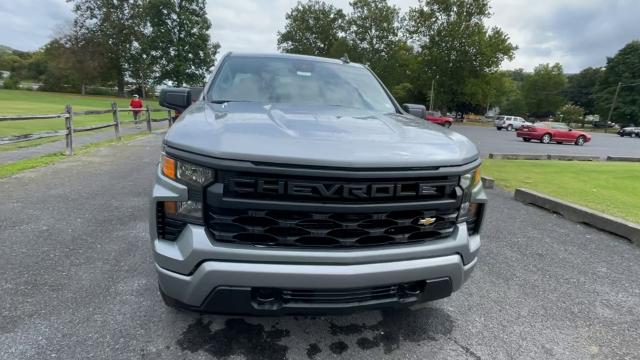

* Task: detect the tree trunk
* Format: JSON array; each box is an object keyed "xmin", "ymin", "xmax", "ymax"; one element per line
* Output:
[
  {"xmin": 81, "ymin": 83, "xmax": 86, "ymax": 95},
  {"xmin": 117, "ymin": 76, "xmax": 125, "ymax": 97}
]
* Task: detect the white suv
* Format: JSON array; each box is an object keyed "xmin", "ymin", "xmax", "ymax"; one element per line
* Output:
[{"xmin": 495, "ymin": 116, "xmax": 530, "ymax": 131}]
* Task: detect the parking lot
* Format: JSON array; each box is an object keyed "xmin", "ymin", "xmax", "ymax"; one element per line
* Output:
[
  {"xmin": 1, "ymin": 134, "xmax": 639, "ymax": 360},
  {"xmin": 453, "ymin": 125, "xmax": 640, "ymax": 159}
]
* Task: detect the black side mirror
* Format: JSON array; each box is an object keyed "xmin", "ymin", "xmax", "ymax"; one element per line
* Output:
[{"xmin": 159, "ymin": 88, "xmax": 193, "ymax": 112}]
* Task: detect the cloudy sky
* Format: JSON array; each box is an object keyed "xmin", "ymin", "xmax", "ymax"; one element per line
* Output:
[{"xmin": 1, "ymin": 0, "xmax": 638, "ymax": 73}]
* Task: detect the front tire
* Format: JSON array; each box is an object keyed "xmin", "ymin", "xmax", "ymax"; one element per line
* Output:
[
  {"xmin": 507, "ymin": 124, "xmax": 513, "ymax": 131},
  {"xmin": 575, "ymin": 135, "xmax": 586, "ymax": 146},
  {"xmin": 541, "ymin": 133, "xmax": 552, "ymax": 144},
  {"xmin": 496, "ymin": 127, "xmax": 502, "ymax": 131}
]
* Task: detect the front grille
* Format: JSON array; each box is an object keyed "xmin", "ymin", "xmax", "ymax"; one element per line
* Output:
[
  {"xmin": 206, "ymin": 207, "xmax": 457, "ymax": 247},
  {"xmin": 282, "ymin": 285, "xmax": 400, "ymax": 304}
]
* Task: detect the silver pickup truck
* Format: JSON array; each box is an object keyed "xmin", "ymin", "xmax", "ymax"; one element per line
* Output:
[{"xmin": 150, "ymin": 52, "xmax": 487, "ymax": 315}]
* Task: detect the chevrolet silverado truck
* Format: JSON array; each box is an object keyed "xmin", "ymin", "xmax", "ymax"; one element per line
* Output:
[{"xmin": 151, "ymin": 53, "xmax": 486, "ymax": 314}]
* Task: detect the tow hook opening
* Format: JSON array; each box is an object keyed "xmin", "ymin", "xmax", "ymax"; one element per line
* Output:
[
  {"xmin": 251, "ymin": 288, "xmax": 283, "ymax": 309},
  {"xmin": 400, "ymin": 281, "xmax": 426, "ymax": 296}
]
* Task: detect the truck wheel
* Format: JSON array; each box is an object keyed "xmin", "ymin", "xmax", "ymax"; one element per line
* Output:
[
  {"xmin": 575, "ymin": 136, "xmax": 586, "ymax": 146},
  {"xmin": 507, "ymin": 124, "xmax": 513, "ymax": 131},
  {"xmin": 541, "ymin": 133, "xmax": 552, "ymax": 144},
  {"xmin": 496, "ymin": 127, "xmax": 502, "ymax": 131}
]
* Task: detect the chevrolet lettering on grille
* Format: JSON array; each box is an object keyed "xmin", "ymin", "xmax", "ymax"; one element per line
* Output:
[{"xmin": 228, "ymin": 178, "xmax": 440, "ymax": 199}]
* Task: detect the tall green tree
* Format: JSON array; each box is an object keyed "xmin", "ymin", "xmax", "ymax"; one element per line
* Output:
[
  {"xmin": 145, "ymin": 0, "xmax": 220, "ymax": 86},
  {"xmin": 277, "ymin": 1, "xmax": 347, "ymax": 56},
  {"xmin": 463, "ymin": 71, "xmax": 516, "ymax": 114},
  {"xmin": 595, "ymin": 41, "xmax": 640, "ymax": 125},
  {"xmin": 68, "ymin": 0, "xmax": 143, "ymax": 96},
  {"xmin": 521, "ymin": 63, "xmax": 566, "ymax": 117},
  {"xmin": 346, "ymin": 0, "xmax": 400, "ymax": 71},
  {"xmin": 405, "ymin": 0, "xmax": 517, "ymax": 111},
  {"xmin": 564, "ymin": 67, "xmax": 602, "ymax": 114}
]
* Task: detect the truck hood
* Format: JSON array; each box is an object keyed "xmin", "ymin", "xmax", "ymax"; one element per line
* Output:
[{"xmin": 164, "ymin": 102, "xmax": 479, "ymax": 168}]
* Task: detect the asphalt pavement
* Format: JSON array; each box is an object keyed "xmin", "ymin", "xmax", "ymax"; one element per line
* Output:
[
  {"xmin": 453, "ymin": 125, "xmax": 640, "ymax": 159},
  {"xmin": 1, "ymin": 134, "xmax": 639, "ymax": 359}
]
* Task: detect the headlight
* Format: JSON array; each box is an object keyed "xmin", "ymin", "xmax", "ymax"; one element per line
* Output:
[
  {"xmin": 161, "ymin": 154, "xmax": 214, "ymax": 185},
  {"xmin": 458, "ymin": 168, "xmax": 482, "ymax": 225},
  {"xmin": 159, "ymin": 155, "xmax": 214, "ymax": 225},
  {"xmin": 460, "ymin": 168, "xmax": 481, "ymax": 191}
]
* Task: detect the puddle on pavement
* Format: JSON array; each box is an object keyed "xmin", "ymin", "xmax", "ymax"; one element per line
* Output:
[{"xmin": 176, "ymin": 306, "xmax": 454, "ymax": 359}]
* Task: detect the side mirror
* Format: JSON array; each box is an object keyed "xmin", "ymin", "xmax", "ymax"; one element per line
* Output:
[
  {"xmin": 159, "ymin": 87, "xmax": 196, "ymax": 112},
  {"xmin": 402, "ymin": 103, "xmax": 427, "ymax": 118}
]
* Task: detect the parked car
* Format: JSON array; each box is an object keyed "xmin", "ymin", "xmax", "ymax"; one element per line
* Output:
[
  {"xmin": 400, "ymin": 105, "xmax": 454, "ymax": 128},
  {"xmin": 426, "ymin": 111, "xmax": 453, "ymax": 128},
  {"xmin": 495, "ymin": 115, "xmax": 530, "ymax": 131},
  {"xmin": 593, "ymin": 121, "xmax": 618, "ymax": 128},
  {"xmin": 516, "ymin": 122, "xmax": 591, "ymax": 146},
  {"xmin": 617, "ymin": 126, "xmax": 640, "ymax": 137}
]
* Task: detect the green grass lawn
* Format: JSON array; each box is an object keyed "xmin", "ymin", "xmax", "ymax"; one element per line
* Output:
[
  {"xmin": 0, "ymin": 89, "xmax": 148, "ymax": 137},
  {"xmin": 482, "ymin": 159, "xmax": 640, "ymax": 223}
]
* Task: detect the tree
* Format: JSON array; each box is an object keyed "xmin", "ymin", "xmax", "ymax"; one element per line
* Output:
[
  {"xmin": 564, "ymin": 67, "xmax": 602, "ymax": 114},
  {"xmin": 277, "ymin": 1, "xmax": 347, "ymax": 56},
  {"xmin": 405, "ymin": 0, "xmax": 517, "ymax": 111},
  {"xmin": 557, "ymin": 104, "xmax": 585, "ymax": 127},
  {"xmin": 521, "ymin": 63, "xmax": 566, "ymax": 117},
  {"xmin": 595, "ymin": 41, "xmax": 640, "ymax": 125},
  {"xmin": 145, "ymin": 0, "xmax": 220, "ymax": 86},
  {"xmin": 346, "ymin": 0, "xmax": 400, "ymax": 75},
  {"xmin": 463, "ymin": 71, "xmax": 516, "ymax": 113},
  {"xmin": 68, "ymin": 0, "xmax": 148, "ymax": 96}
]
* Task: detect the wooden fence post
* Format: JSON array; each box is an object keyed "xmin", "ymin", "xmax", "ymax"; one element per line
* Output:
[
  {"xmin": 112, "ymin": 102, "xmax": 121, "ymax": 140},
  {"xmin": 167, "ymin": 110, "xmax": 173, "ymax": 128},
  {"xmin": 145, "ymin": 105, "xmax": 152, "ymax": 133},
  {"xmin": 64, "ymin": 104, "xmax": 74, "ymax": 155}
]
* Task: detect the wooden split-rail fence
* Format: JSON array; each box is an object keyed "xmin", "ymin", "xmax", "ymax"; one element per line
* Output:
[{"xmin": 0, "ymin": 103, "xmax": 174, "ymax": 155}]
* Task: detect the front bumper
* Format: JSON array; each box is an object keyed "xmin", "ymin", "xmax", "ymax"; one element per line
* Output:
[
  {"xmin": 157, "ymin": 254, "xmax": 477, "ymax": 315},
  {"xmin": 150, "ymin": 160, "xmax": 485, "ymax": 314}
]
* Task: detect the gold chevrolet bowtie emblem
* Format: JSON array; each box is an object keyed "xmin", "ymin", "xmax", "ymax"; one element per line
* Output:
[{"xmin": 418, "ymin": 217, "xmax": 436, "ymax": 226}]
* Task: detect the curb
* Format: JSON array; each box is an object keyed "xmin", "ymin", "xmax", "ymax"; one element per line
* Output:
[
  {"xmin": 488, "ymin": 153, "xmax": 599, "ymax": 161},
  {"xmin": 606, "ymin": 156, "xmax": 640, "ymax": 162},
  {"xmin": 489, "ymin": 153, "xmax": 548, "ymax": 160},
  {"xmin": 514, "ymin": 188, "xmax": 640, "ymax": 246},
  {"xmin": 481, "ymin": 176, "xmax": 495, "ymax": 189}
]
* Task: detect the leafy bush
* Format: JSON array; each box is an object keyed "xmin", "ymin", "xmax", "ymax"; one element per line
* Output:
[
  {"xmin": 2, "ymin": 74, "xmax": 19, "ymax": 89},
  {"xmin": 557, "ymin": 104, "xmax": 585, "ymax": 126}
]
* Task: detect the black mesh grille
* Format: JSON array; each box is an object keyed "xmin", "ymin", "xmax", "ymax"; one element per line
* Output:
[
  {"xmin": 206, "ymin": 207, "xmax": 457, "ymax": 247},
  {"xmin": 281, "ymin": 285, "xmax": 400, "ymax": 304}
]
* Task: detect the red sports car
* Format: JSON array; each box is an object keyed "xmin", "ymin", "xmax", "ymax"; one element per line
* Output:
[
  {"xmin": 426, "ymin": 111, "xmax": 453, "ymax": 128},
  {"xmin": 516, "ymin": 122, "xmax": 591, "ymax": 146}
]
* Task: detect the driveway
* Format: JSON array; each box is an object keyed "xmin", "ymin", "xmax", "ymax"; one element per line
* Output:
[
  {"xmin": 453, "ymin": 125, "xmax": 640, "ymax": 159},
  {"xmin": 1, "ymin": 135, "xmax": 639, "ymax": 359}
]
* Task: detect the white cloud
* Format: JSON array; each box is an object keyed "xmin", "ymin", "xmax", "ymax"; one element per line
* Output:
[{"xmin": 1, "ymin": 0, "xmax": 638, "ymax": 73}]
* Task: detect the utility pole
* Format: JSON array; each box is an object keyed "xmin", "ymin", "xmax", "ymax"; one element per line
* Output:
[
  {"xmin": 429, "ymin": 78, "xmax": 435, "ymax": 111},
  {"xmin": 605, "ymin": 82, "xmax": 621, "ymax": 134}
]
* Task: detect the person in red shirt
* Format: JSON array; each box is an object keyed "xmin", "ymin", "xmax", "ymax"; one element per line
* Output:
[{"xmin": 130, "ymin": 94, "xmax": 144, "ymax": 126}]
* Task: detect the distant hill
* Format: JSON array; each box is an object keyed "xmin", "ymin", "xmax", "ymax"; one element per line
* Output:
[{"xmin": 0, "ymin": 45, "xmax": 14, "ymax": 55}]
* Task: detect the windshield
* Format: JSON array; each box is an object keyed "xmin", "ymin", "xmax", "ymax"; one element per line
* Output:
[{"xmin": 208, "ymin": 56, "xmax": 397, "ymax": 113}]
